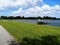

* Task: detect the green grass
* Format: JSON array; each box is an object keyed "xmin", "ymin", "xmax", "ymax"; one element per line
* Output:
[{"xmin": 0, "ymin": 21, "xmax": 60, "ymax": 42}]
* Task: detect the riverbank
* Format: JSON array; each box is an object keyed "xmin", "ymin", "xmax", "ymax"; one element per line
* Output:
[
  {"xmin": 0, "ymin": 21, "xmax": 60, "ymax": 43},
  {"xmin": 1, "ymin": 19, "xmax": 60, "ymax": 27}
]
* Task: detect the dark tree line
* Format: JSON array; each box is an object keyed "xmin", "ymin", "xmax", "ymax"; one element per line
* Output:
[
  {"xmin": 0, "ymin": 16, "xmax": 60, "ymax": 20},
  {"xmin": 42, "ymin": 16, "xmax": 57, "ymax": 19}
]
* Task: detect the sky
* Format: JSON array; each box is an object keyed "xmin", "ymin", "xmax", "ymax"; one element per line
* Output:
[{"xmin": 0, "ymin": 0, "xmax": 60, "ymax": 18}]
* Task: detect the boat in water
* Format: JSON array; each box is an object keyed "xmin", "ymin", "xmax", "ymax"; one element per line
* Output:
[{"xmin": 37, "ymin": 19, "xmax": 49, "ymax": 24}]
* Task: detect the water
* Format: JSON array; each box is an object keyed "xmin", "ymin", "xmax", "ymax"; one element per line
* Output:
[
  {"xmin": 41, "ymin": 20, "xmax": 60, "ymax": 27},
  {"xmin": 13, "ymin": 19, "xmax": 60, "ymax": 27}
]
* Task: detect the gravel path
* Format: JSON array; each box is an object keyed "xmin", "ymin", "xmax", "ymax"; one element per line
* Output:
[{"xmin": 0, "ymin": 25, "xmax": 14, "ymax": 45}]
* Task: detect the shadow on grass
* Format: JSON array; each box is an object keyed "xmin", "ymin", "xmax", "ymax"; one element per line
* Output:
[{"xmin": 20, "ymin": 35, "xmax": 60, "ymax": 45}]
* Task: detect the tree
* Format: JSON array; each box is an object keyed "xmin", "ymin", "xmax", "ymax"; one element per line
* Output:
[{"xmin": 1, "ymin": 16, "xmax": 8, "ymax": 19}]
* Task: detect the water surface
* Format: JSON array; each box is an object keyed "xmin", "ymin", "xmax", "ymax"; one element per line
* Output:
[{"xmin": 13, "ymin": 19, "xmax": 60, "ymax": 27}]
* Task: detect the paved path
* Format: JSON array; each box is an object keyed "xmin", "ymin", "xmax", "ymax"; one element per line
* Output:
[{"xmin": 0, "ymin": 25, "xmax": 14, "ymax": 45}]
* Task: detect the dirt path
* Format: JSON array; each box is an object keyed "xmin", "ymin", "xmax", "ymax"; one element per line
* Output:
[{"xmin": 0, "ymin": 25, "xmax": 14, "ymax": 45}]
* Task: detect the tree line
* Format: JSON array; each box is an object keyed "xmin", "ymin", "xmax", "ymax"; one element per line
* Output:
[{"xmin": 0, "ymin": 16, "xmax": 60, "ymax": 20}]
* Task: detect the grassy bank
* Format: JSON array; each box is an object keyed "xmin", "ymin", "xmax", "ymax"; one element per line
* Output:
[{"xmin": 0, "ymin": 21, "xmax": 60, "ymax": 44}]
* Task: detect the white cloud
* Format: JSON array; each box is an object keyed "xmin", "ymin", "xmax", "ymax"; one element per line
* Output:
[
  {"xmin": 54, "ymin": 5, "xmax": 60, "ymax": 10},
  {"xmin": 0, "ymin": 0, "xmax": 60, "ymax": 17},
  {"xmin": 0, "ymin": 0, "xmax": 16, "ymax": 10},
  {"xmin": 13, "ymin": 8, "xmax": 23, "ymax": 14},
  {"xmin": 15, "ymin": 0, "xmax": 43, "ymax": 6},
  {"xmin": 13, "ymin": 4, "xmax": 60, "ymax": 17},
  {"xmin": 0, "ymin": 0, "xmax": 43, "ymax": 10},
  {"xmin": 41, "ymin": 4, "xmax": 52, "ymax": 11}
]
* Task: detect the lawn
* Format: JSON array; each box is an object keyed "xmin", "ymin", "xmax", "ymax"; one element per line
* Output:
[{"xmin": 0, "ymin": 21, "xmax": 60, "ymax": 45}]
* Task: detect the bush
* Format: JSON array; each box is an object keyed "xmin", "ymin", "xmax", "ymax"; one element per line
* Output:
[{"xmin": 20, "ymin": 35, "xmax": 60, "ymax": 45}]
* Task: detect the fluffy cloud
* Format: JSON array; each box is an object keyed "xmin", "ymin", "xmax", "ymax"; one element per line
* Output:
[
  {"xmin": 41, "ymin": 4, "xmax": 51, "ymax": 11},
  {"xmin": 0, "ymin": 0, "xmax": 60, "ymax": 17},
  {"xmin": 15, "ymin": 0, "xmax": 43, "ymax": 6},
  {"xmin": 0, "ymin": 0, "xmax": 16, "ymax": 10},
  {"xmin": 13, "ymin": 4, "xmax": 60, "ymax": 17},
  {"xmin": 0, "ymin": 0, "xmax": 43, "ymax": 10}
]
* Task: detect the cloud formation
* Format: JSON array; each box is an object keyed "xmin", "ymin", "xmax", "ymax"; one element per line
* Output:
[
  {"xmin": 13, "ymin": 4, "xmax": 60, "ymax": 17},
  {"xmin": 0, "ymin": 0, "xmax": 43, "ymax": 10},
  {"xmin": 0, "ymin": 0, "xmax": 60, "ymax": 17}
]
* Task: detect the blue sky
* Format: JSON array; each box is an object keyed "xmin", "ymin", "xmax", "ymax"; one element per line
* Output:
[
  {"xmin": 44, "ymin": 0, "xmax": 60, "ymax": 6},
  {"xmin": 0, "ymin": 0, "xmax": 60, "ymax": 18}
]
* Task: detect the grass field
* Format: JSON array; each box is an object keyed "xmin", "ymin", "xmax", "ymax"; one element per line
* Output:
[{"xmin": 0, "ymin": 21, "xmax": 60, "ymax": 44}]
